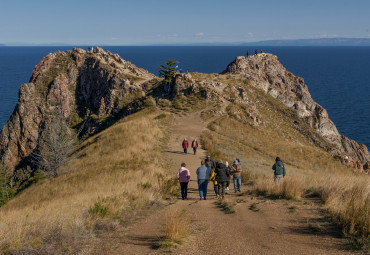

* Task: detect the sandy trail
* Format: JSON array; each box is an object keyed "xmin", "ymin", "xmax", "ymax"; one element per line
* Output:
[{"xmin": 93, "ymin": 110, "xmax": 354, "ymax": 255}]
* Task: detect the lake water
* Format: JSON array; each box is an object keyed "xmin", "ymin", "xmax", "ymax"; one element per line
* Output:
[{"xmin": 0, "ymin": 46, "xmax": 369, "ymax": 147}]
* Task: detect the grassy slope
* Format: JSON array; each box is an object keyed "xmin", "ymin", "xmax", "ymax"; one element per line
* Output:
[
  {"xmin": 0, "ymin": 70, "xmax": 368, "ymax": 253},
  {"xmin": 199, "ymin": 73, "xmax": 369, "ymax": 239},
  {"xmin": 0, "ymin": 108, "xmax": 176, "ymax": 253}
]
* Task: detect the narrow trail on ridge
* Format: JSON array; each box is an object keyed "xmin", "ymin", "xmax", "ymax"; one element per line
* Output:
[{"xmin": 94, "ymin": 109, "xmax": 354, "ymax": 255}]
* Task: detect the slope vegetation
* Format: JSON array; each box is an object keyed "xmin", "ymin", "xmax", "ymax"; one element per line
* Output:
[{"xmin": 0, "ymin": 49, "xmax": 368, "ymax": 254}]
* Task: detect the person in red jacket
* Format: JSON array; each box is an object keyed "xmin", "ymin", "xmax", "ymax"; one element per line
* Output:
[
  {"xmin": 182, "ymin": 138, "xmax": 189, "ymax": 154},
  {"xmin": 191, "ymin": 138, "xmax": 199, "ymax": 155}
]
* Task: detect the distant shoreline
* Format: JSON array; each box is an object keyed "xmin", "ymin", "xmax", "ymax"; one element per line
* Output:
[{"xmin": 2, "ymin": 37, "xmax": 370, "ymax": 47}]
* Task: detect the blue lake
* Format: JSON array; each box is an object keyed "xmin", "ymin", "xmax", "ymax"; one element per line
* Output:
[{"xmin": 0, "ymin": 46, "xmax": 369, "ymax": 147}]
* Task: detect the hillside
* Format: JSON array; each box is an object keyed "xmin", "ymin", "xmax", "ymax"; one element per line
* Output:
[
  {"xmin": 0, "ymin": 48, "xmax": 369, "ymax": 254},
  {"xmin": 0, "ymin": 47, "xmax": 158, "ymax": 189}
]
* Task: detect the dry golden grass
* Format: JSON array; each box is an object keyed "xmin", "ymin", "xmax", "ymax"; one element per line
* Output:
[
  {"xmin": 200, "ymin": 83, "xmax": 370, "ymax": 237},
  {"xmin": 0, "ymin": 109, "xmax": 175, "ymax": 253},
  {"xmin": 164, "ymin": 209, "xmax": 191, "ymax": 244}
]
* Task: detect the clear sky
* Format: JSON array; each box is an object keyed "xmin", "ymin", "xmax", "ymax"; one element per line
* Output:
[{"xmin": 1, "ymin": 0, "xmax": 369, "ymax": 45}]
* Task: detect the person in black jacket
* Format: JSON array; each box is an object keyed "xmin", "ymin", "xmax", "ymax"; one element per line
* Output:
[{"xmin": 214, "ymin": 159, "xmax": 230, "ymax": 199}]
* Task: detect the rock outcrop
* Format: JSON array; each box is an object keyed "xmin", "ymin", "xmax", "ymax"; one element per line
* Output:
[
  {"xmin": 0, "ymin": 47, "xmax": 156, "ymax": 184},
  {"xmin": 223, "ymin": 53, "xmax": 370, "ymax": 164}
]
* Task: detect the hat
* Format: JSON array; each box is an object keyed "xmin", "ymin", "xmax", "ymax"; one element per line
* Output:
[
  {"xmin": 233, "ymin": 160, "xmax": 238, "ymax": 164},
  {"xmin": 276, "ymin": 157, "xmax": 281, "ymax": 162},
  {"xmin": 217, "ymin": 159, "xmax": 223, "ymax": 164},
  {"xmin": 225, "ymin": 161, "xmax": 229, "ymax": 167},
  {"xmin": 184, "ymin": 138, "xmax": 187, "ymax": 140},
  {"xmin": 344, "ymin": 156, "xmax": 349, "ymax": 160},
  {"xmin": 207, "ymin": 155, "xmax": 211, "ymax": 158},
  {"xmin": 181, "ymin": 162, "xmax": 186, "ymax": 167}
]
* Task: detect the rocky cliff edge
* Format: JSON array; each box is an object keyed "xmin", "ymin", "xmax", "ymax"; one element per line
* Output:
[
  {"xmin": 0, "ymin": 47, "xmax": 157, "ymax": 184},
  {"xmin": 223, "ymin": 53, "xmax": 369, "ymax": 165}
]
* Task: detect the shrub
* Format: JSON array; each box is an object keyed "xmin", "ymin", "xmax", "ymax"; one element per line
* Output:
[
  {"xmin": 216, "ymin": 199, "xmax": 236, "ymax": 214},
  {"xmin": 250, "ymin": 202, "xmax": 260, "ymax": 212},
  {"xmin": 281, "ymin": 178, "xmax": 303, "ymax": 200},
  {"xmin": 88, "ymin": 201, "xmax": 109, "ymax": 217}
]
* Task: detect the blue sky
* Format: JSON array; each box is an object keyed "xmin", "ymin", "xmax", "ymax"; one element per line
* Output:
[{"xmin": 1, "ymin": 0, "xmax": 369, "ymax": 45}]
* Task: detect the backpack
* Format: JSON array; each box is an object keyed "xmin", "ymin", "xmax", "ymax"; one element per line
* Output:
[{"xmin": 275, "ymin": 161, "xmax": 284, "ymax": 175}]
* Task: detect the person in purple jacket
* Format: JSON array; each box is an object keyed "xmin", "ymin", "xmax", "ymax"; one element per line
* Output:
[{"xmin": 177, "ymin": 162, "xmax": 191, "ymax": 200}]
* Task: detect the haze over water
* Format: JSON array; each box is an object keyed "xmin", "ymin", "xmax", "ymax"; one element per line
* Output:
[{"xmin": 0, "ymin": 46, "xmax": 369, "ymax": 148}]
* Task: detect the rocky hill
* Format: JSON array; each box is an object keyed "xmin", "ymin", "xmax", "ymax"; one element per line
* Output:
[
  {"xmin": 0, "ymin": 47, "xmax": 157, "ymax": 186},
  {"xmin": 223, "ymin": 54, "xmax": 369, "ymax": 165},
  {"xmin": 0, "ymin": 49, "xmax": 369, "ymax": 189}
]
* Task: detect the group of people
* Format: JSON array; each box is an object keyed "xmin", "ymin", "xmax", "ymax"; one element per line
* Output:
[
  {"xmin": 177, "ymin": 156, "xmax": 243, "ymax": 200},
  {"xmin": 246, "ymin": 49, "xmax": 263, "ymax": 57},
  {"xmin": 176, "ymin": 155, "xmax": 286, "ymax": 200},
  {"xmin": 182, "ymin": 138, "xmax": 199, "ymax": 155}
]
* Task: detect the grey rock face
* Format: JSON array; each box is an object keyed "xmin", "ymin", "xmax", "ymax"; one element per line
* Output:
[{"xmin": 223, "ymin": 54, "xmax": 369, "ymax": 164}]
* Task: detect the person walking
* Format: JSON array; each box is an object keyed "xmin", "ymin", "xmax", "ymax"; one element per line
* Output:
[
  {"xmin": 255, "ymin": 49, "xmax": 258, "ymax": 55},
  {"xmin": 177, "ymin": 162, "xmax": 190, "ymax": 200},
  {"xmin": 272, "ymin": 157, "xmax": 285, "ymax": 184},
  {"xmin": 231, "ymin": 159, "xmax": 242, "ymax": 192},
  {"xmin": 225, "ymin": 161, "xmax": 231, "ymax": 191},
  {"xmin": 246, "ymin": 51, "xmax": 249, "ymax": 57},
  {"xmin": 196, "ymin": 161, "xmax": 210, "ymax": 200},
  {"xmin": 182, "ymin": 138, "xmax": 189, "ymax": 154},
  {"xmin": 209, "ymin": 167, "xmax": 218, "ymax": 198},
  {"xmin": 205, "ymin": 155, "xmax": 216, "ymax": 171},
  {"xmin": 191, "ymin": 139, "xmax": 199, "ymax": 155},
  {"xmin": 214, "ymin": 160, "xmax": 230, "ymax": 199}
]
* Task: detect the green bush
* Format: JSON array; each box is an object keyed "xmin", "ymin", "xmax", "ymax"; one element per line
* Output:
[
  {"xmin": 140, "ymin": 182, "xmax": 152, "ymax": 189},
  {"xmin": 88, "ymin": 202, "xmax": 109, "ymax": 217}
]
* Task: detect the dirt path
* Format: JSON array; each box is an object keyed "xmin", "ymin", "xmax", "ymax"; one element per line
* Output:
[{"xmin": 94, "ymin": 110, "xmax": 354, "ymax": 255}]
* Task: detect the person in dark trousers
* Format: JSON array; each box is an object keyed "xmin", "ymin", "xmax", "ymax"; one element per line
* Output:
[
  {"xmin": 191, "ymin": 138, "xmax": 199, "ymax": 155},
  {"xmin": 231, "ymin": 159, "xmax": 242, "ymax": 192},
  {"xmin": 182, "ymin": 138, "xmax": 189, "ymax": 154},
  {"xmin": 260, "ymin": 49, "xmax": 263, "ymax": 54},
  {"xmin": 177, "ymin": 162, "xmax": 190, "ymax": 200},
  {"xmin": 196, "ymin": 161, "xmax": 210, "ymax": 200},
  {"xmin": 214, "ymin": 160, "xmax": 230, "ymax": 199},
  {"xmin": 272, "ymin": 157, "xmax": 285, "ymax": 184},
  {"xmin": 205, "ymin": 155, "xmax": 216, "ymax": 171},
  {"xmin": 255, "ymin": 50, "xmax": 258, "ymax": 55},
  {"xmin": 246, "ymin": 51, "xmax": 249, "ymax": 57}
]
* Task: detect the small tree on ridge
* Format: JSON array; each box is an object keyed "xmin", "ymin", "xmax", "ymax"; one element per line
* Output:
[{"xmin": 159, "ymin": 59, "xmax": 178, "ymax": 84}]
